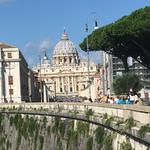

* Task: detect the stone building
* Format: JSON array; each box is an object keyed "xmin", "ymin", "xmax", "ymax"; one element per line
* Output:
[
  {"xmin": 102, "ymin": 52, "xmax": 150, "ymax": 97},
  {"xmin": 0, "ymin": 43, "xmax": 29, "ymax": 103},
  {"xmin": 33, "ymin": 31, "xmax": 101, "ymax": 101},
  {"xmin": 28, "ymin": 69, "xmax": 41, "ymax": 102}
]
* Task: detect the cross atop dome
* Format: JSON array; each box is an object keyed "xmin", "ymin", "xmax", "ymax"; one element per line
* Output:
[{"xmin": 61, "ymin": 27, "xmax": 69, "ymax": 40}]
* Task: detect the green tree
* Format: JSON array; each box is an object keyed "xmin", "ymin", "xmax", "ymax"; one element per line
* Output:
[
  {"xmin": 80, "ymin": 6, "xmax": 150, "ymax": 71},
  {"xmin": 113, "ymin": 74, "xmax": 142, "ymax": 95}
]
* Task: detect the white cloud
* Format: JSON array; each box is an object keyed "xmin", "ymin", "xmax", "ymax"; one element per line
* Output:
[
  {"xmin": 0, "ymin": 0, "xmax": 13, "ymax": 4},
  {"xmin": 23, "ymin": 39, "xmax": 52, "ymax": 67},
  {"xmin": 24, "ymin": 39, "xmax": 51, "ymax": 52},
  {"xmin": 39, "ymin": 39, "xmax": 51, "ymax": 52},
  {"xmin": 24, "ymin": 42, "xmax": 37, "ymax": 51}
]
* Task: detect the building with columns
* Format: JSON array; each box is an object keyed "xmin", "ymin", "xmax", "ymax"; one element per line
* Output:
[
  {"xmin": 33, "ymin": 31, "xmax": 101, "ymax": 101},
  {"xmin": 0, "ymin": 43, "xmax": 29, "ymax": 103}
]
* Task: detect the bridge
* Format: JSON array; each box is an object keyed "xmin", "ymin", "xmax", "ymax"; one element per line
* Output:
[{"xmin": 0, "ymin": 102, "xmax": 150, "ymax": 149}]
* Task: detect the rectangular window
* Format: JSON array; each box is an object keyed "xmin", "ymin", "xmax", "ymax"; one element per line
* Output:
[
  {"xmin": 8, "ymin": 76, "xmax": 13, "ymax": 85},
  {"xmin": 64, "ymin": 57, "xmax": 67, "ymax": 63},
  {"xmin": 69, "ymin": 76, "xmax": 72, "ymax": 82},
  {"xmin": 82, "ymin": 84, "xmax": 85, "ymax": 89},
  {"xmin": 60, "ymin": 87, "xmax": 63, "ymax": 92},
  {"xmin": 70, "ymin": 87, "xmax": 72, "ymax": 92},
  {"xmin": 9, "ymin": 89, "xmax": 13, "ymax": 95},
  {"xmin": 90, "ymin": 67, "xmax": 93, "ymax": 70},
  {"xmin": 76, "ymin": 85, "xmax": 79, "ymax": 91},
  {"xmin": 69, "ymin": 57, "xmax": 72, "ymax": 63},
  {"xmin": 7, "ymin": 53, "xmax": 12, "ymax": 58}
]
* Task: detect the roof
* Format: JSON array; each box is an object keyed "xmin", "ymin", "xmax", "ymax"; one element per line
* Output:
[
  {"xmin": 53, "ymin": 32, "xmax": 77, "ymax": 55},
  {"xmin": 0, "ymin": 42, "xmax": 16, "ymax": 48}
]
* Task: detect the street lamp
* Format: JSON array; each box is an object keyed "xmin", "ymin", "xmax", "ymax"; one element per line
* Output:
[{"xmin": 85, "ymin": 19, "xmax": 98, "ymax": 100}]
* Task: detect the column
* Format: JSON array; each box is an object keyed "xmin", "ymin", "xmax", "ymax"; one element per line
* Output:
[
  {"xmin": 72, "ymin": 76, "xmax": 74, "ymax": 93},
  {"xmin": 43, "ymin": 83, "xmax": 47, "ymax": 103},
  {"xmin": 56, "ymin": 77, "xmax": 59, "ymax": 96},
  {"xmin": 62, "ymin": 76, "xmax": 64, "ymax": 94},
  {"xmin": 58, "ymin": 77, "xmax": 60, "ymax": 93},
  {"xmin": 68, "ymin": 76, "xmax": 70, "ymax": 94},
  {"xmin": 74, "ymin": 76, "xmax": 77, "ymax": 92}
]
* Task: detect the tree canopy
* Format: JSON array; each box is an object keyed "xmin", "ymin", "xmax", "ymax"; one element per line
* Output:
[
  {"xmin": 80, "ymin": 7, "xmax": 150, "ymax": 71},
  {"xmin": 113, "ymin": 74, "xmax": 142, "ymax": 95}
]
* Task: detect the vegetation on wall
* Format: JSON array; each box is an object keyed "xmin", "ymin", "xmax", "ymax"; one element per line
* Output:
[
  {"xmin": 76, "ymin": 121, "xmax": 90, "ymax": 136},
  {"xmin": 103, "ymin": 113, "xmax": 108, "ymax": 119},
  {"xmin": 105, "ymin": 116, "xmax": 114, "ymax": 126},
  {"xmin": 94, "ymin": 126, "xmax": 105, "ymax": 147},
  {"xmin": 85, "ymin": 108, "xmax": 94, "ymax": 119},
  {"xmin": 120, "ymin": 138, "xmax": 133, "ymax": 150},
  {"xmin": 124, "ymin": 117, "xmax": 135, "ymax": 130},
  {"xmin": 0, "ymin": 111, "xmax": 148, "ymax": 150},
  {"xmin": 138, "ymin": 124, "xmax": 150, "ymax": 138},
  {"xmin": 39, "ymin": 135, "xmax": 44, "ymax": 150},
  {"xmin": 103, "ymin": 133, "xmax": 113, "ymax": 150},
  {"xmin": 86, "ymin": 136, "xmax": 93, "ymax": 150}
]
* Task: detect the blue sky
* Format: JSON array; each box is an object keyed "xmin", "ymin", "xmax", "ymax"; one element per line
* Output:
[{"xmin": 0, "ymin": 0, "xmax": 149, "ymax": 67}]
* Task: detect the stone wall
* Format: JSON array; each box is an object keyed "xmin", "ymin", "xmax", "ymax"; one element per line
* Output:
[
  {"xmin": 0, "ymin": 103, "xmax": 149, "ymax": 149},
  {"xmin": 0, "ymin": 112, "xmax": 149, "ymax": 150}
]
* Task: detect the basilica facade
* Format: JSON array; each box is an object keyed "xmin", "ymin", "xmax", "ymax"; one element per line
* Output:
[{"xmin": 33, "ymin": 32, "xmax": 101, "ymax": 101}]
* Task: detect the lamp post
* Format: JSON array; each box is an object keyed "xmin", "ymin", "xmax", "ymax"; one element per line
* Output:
[
  {"xmin": 85, "ymin": 24, "xmax": 91, "ymax": 99},
  {"xmin": 85, "ymin": 19, "xmax": 98, "ymax": 100}
]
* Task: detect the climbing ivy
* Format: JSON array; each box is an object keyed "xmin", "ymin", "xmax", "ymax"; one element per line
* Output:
[
  {"xmin": 0, "ymin": 136, "xmax": 6, "ymax": 147},
  {"xmin": 0, "ymin": 113, "xmax": 4, "ymax": 132},
  {"xmin": 43, "ymin": 116, "xmax": 47, "ymax": 128},
  {"xmin": 34, "ymin": 125, "xmax": 39, "ymax": 150},
  {"xmin": 86, "ymin": 136, "xmax": 93, "ymax": 150},
  {"xmin": 103, "ymin": 133, "xmax": 113, "ymax": 150},
  {"xmin": 47, "ymin": 125, "xmax": 51, "ymax": 134},
  {"xmin": 124, "ymin": 117, "xmax": 135, "ymax": 130},
  {"xmin": 138, "ymin": 124, "xmax": 150, "ymax": 138},
  {"xmin": 105, "ymin": 116, "xmax": 114, "ymax": 126},
  {"xmin": 94, "ymin": 126, "xmax": 105, "ymax": 147},
  {"xmin": 39, "ymin": 135, "xmax": 44, "ymax": 150},
  {"xmin": 103, "ymin": 113, "xmax": 108, "ymax": 119},
  {"xmin": 59, "ymin": 121, "xmax": 66, "ymax": 137},
  {"xmin": 77, "ymin": 121, "xmax": 90, "ymax": 136},
  {"xmin": 85, "ymin": 108, "xmax": 94, "ymax": 119},
  {"xmin": 120, "ymin": 139, "xmax": 133, "ymax": 150},
  {"xmin": 0, "ymin": 113, "xmax": 4, "ymax": 127},
  {"xmin": 52, "ymin": 117, "xmax": 60, "ymax": 133}
]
